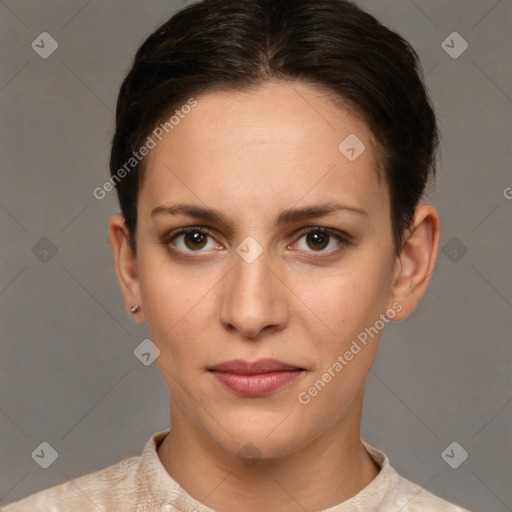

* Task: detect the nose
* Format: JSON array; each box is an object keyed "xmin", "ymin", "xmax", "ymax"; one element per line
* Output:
[{"xmin": 219, "ymin": 245, "xmax": 289, "ymax": 340}]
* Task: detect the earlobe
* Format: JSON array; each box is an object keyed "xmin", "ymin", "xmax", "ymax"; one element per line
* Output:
[
  {"xmin": 108, "ymin": 214, "xmax": 146, "ymax": 322},
  {"xmin": 387, "ymin": 205, "xmax": 440, "ymax": 321}
]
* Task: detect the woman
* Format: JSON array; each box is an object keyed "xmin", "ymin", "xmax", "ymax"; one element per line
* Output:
[{"xmin": 4, "ymin": 0, "xmax": 471, "ymax": 510}]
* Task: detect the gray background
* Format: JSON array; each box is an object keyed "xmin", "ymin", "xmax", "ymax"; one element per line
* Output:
[{"xmin": 0, "ymin": 1, "xmax": 510, "ymax": 510}]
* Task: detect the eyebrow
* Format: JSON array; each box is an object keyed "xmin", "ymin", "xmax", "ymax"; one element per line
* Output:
[{"xmin": 151, "ymin": 201, "xmax": 368, "ymax": 228}]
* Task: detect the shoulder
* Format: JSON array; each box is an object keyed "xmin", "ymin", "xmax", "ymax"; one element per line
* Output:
[
  {"xmin": 383, "ymin": 467, "xmax": 471, "ymax": 512},
  {"xmin": 359, "ymin": 441, "xmax": 471, "ymax": 512},
  {"xmin": 2, "ymin": 456, "xmax": 142, "ymax": 512}
]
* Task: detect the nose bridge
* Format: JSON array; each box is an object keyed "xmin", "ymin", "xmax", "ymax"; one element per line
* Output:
[{"xmin": 220, "ymin": 238, "xmax": 288, "ymax": 338}]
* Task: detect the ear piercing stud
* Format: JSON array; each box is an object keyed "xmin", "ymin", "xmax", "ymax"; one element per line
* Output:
[{"xmin": 130, "ymin": 305, "xmax": 140, "ymax": 314}]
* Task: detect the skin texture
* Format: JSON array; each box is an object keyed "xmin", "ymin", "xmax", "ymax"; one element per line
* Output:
[{"xmin": 109, "ymin": 80, "xmax": 440, "ymax": 511}]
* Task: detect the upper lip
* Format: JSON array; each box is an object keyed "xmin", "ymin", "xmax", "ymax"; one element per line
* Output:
[{"xmin": 208, "ymin": 358, "xmax": 304, "ymax": 374}]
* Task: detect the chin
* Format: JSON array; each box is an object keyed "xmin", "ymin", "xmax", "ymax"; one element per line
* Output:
[{"xmin": 207, "ymin": 413, "xmax": 312, "ymax": 462}]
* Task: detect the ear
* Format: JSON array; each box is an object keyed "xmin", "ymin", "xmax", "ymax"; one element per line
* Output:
[
  {"xmin": 108, "ymin": 214, "xmax": 146, "ymax": 323},
  {"xmin": 387, "ymin": 204, "xmax": 440, "ymax": 321}
]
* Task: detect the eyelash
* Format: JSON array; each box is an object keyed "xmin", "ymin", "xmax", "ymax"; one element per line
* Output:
[{"xmin": 160, "ymin": 226, "xmax": 353, "ymax": 260}]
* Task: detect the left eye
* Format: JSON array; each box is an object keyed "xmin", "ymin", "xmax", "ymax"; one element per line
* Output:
[{"xmin": 293, "ymin": 227, "xmax": 347, "ymax": 253}]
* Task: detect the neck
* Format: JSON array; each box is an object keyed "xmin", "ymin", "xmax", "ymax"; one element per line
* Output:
[{"xmin": 157, "ymin": 391, "xmax": 379, "ymax": 511}]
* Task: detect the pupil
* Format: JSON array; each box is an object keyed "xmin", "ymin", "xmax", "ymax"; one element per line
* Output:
[
  {"xmin": 186, "ymin": 232, "xmax": 207, "ymax": 250},
  {"xmin": 308, "ymin": 231, "xmax": 328, "ymax": 250}
]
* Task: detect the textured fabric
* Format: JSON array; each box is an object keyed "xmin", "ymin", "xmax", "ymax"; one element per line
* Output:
[{"xmin": 3, "ymin": 429, "xmax": 471, "ymax": 512}]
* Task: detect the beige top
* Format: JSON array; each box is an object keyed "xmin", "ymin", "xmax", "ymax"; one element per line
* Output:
[{"xmin": 3, "ymin": 429, "xmax": 470, "ymax": 512}]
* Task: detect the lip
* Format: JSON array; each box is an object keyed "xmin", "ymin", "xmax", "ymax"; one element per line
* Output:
[
  {"xmin": 209, "ymin": 359, "xmax": 305, "ymax": 397},
  {"xmin": 209, "ymin": 358, "xmax": 303, "ymax": 374}
]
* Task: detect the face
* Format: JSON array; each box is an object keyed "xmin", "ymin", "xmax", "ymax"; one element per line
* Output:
[{"xmin": 127, "ymin": 81, "xmax": 403, "ymax": 459}]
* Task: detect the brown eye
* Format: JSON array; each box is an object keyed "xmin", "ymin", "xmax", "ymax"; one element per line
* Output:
[
  {"xmin": 165, "ymin": 227, "xmax": 219, "ymax": 254},
  {"xmin": 182, "ymin": 231, "xmax": 208, "ymax": 250},
  {"xmin": 304, "ymin": 231, "xmax": 330, "ymax": 251},
  {"xmin": 293, "ymin": 227, "xmax": 351, "ymax": 255}
]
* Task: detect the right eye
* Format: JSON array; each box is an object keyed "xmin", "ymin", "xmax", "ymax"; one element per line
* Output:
[{"xmin": 162, "ymin": 226, "xmax": 224, "ymax": 257}]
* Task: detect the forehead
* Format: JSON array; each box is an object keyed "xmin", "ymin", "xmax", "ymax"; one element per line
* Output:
[{"xmin": 140, "ymin": 80, "xmax": 388, "ymax": 222}]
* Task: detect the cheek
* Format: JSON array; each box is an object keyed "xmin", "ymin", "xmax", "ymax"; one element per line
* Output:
[
  {"xmin": 292, "ymin": 259, "xmax": 391, "ymax": 345},
  {"xmin": 293, "ymin": 273, "xmax": 385, "ymax": 418},
  {"xmin": 137, "ymin": 252, "xmax": 216, "ymax": 358},
  {"xmin": 297, "ymin": 255, "xmax": 393, "ymax": 402}
]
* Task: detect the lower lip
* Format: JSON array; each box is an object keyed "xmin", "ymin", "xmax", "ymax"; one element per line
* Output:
[{"xmin": 211, "ymin": 370, "xmax": 304, "ymax": 397}]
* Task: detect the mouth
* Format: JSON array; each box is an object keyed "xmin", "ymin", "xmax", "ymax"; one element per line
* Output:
[{"xmin": 208, "ymin": 359, "xmax": 306, "ymax": 397}]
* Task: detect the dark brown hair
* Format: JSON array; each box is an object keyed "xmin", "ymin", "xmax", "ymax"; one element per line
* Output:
[{"xmin": 110, "ymin": 0, "xmax": 438, "ymax": 254}]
